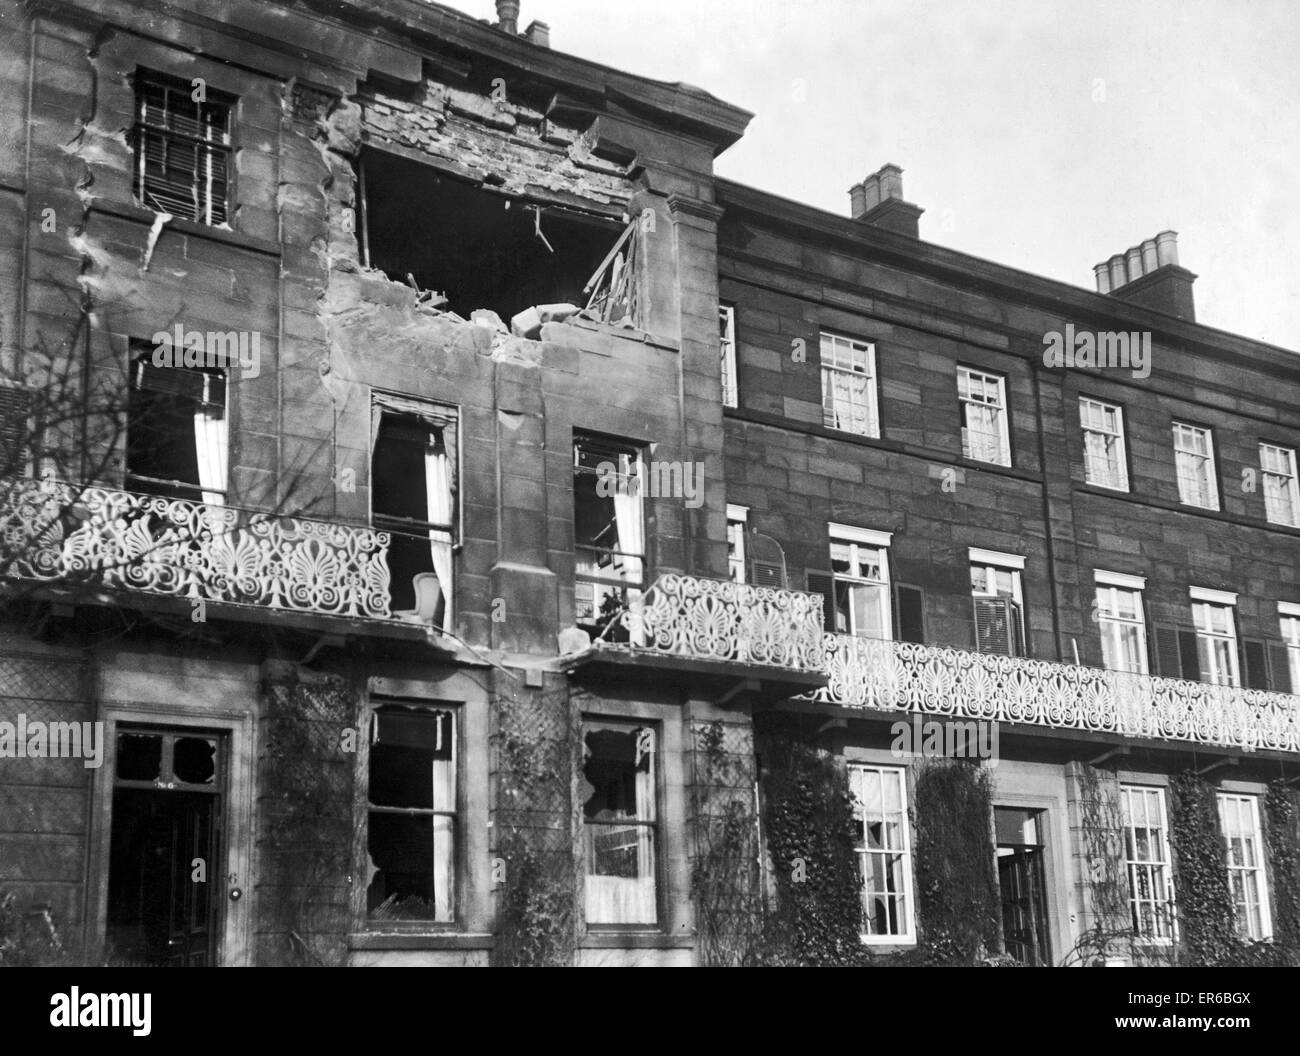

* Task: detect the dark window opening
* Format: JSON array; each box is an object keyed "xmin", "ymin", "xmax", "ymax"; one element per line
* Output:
[
  {"xmin": 366, "ymin": 705, "xmax": 456, "ymax": 923},
  {"xmin": 133, "ymin": 69, "xmax": 234, "ymax": 226},
  {"xmin": 581, "ymin": 721, "xmax": 658, "ymax": 926},
  {"xmin": 126, "ymin": 350, "xmax": 226, "ymax": 505},
  {"xmin": 359, "ymin": 148, "xmax": 621, "ymax": 322},
  {"xmin": 573, "ymin": 434, "xmax": 644, "ymax": 641},
  {"xmin": 370, "ymin": 404, "xmax": 456, "ymax": 624}
]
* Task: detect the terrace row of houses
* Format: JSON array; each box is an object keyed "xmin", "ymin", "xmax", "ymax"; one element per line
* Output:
[{"xmin": 0, "ymin": 0, "xmax": 1297, "ymax": 966}]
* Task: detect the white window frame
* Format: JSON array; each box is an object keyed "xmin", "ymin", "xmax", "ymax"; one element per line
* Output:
[
  {"xmin": 958, "ymin": 366, "xmax": 1010, "ymax": 466},
  {"xmin": 1216, "ymin": 793, "xmax": 1272, "ymax": 942},
  {"xmin": 719, "ymin": 305, "xmax": 738, "ymax": 409},
  {"xmin": 1173, "ymin": 422, "xmax": 1219, "ymax": 510},
  {"xmin": 1080, "ymin": 397, "xmax": 1129, "ymax": 491},
  {"xmin": 1260, "ymin": 443, "xmax": 1300, "ymax": 527},
  {"xmin": 829, "ymin": 525, "xmax": 893, "ymax": 639},
  {"xmin": 820, "ymin": 332, "xmax": 879, "ymax": 438},
  {"xmin": 1280, "ymin": 603, "xmax": 1300, "ymax": 692},
  {"xmin": 1095, "ymin": 571, "xmax": 1149, "ymax": 675},
  {"xmin": 1120, "ymin": 785, "xmax": 1176, "ymax": 944},
  {"xmin": 726, "ymin": 503, "xmax": 748, "ymax": 584},
  {"xmin": 850, "ymin": 764, "xmax": 915, "ymax": 945},
  {"xmin": 1190, "ymin": 590, "xmax": 1240, "ymax": 687}
]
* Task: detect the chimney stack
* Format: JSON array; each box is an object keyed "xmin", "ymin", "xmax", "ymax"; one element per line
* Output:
[
  {"xmin": 1093, "ymin": 230, "xmax": 1196, "ymax": 321},
  {"xmin": 848, "ymin": 163, "xmax": 923, "ymax": 238},
  {"xmin": 496, "ymin": 0, "xmax": 520, "ymax": 35},
  {"xmin": 524, "ymin": 20, "xmax": 550, "ymax": 47}
]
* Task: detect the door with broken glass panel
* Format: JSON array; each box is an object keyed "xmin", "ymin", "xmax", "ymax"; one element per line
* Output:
[{"xmin": 106, "ymin": 727, "xmax": 223, "ymax": 966}]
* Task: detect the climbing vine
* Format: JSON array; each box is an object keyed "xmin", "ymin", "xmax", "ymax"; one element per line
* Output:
[
  {"xmin": 906, "ymin": 759, "xmax": 1002, "ymax": 964},
  {"xmin": 759, "ymin": 737, "xmax": 870, "ymax": 966},
  {"xmin": 1168, "ymin": 772, "xmax": 1237, "ymax": 966},
  {"xmin": 690, "ymin": 720, "xmax": 765, "ymax": 966},
  {"xmin": 491, "ymin": 689, "xmax": 576, "ymax": 967},
  {"xmin": 1264, "ymin": 780, "xmax": 1300, "ymax": 949}
]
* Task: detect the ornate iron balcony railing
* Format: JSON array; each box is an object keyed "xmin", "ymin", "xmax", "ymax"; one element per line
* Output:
[
  {"xmin": 815, "ymin": 634, "xmax": 1300, "ymax": 754},
  {"xmin": 0, "ymin": 478, "xmax": 391, "ymax": 619},
  {"xmin": 598, "ymin": 572, "xmax": 826, "ymax": 672}
]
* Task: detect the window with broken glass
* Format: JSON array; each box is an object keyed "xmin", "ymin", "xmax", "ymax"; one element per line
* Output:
[
  {"xmin": 370, "ymin": 395, "xmax": 457, "ymax": 628},
  {"xmin": 133, "ymin": 69, "xmax": 234, "ymax": 226},
  {"xmin": 126, "ymin": 349, "xmax": 227, "ymax": 505},
  {"xmin": 573, "ymin": 435, "xmax": 644, "ymax": 640},
  {"xmin": 581, "ymin": 720, "xmax": 658, "ymax": 927},
  {"xmin": 366, "ymin": 704, "xmax": 456, "ymax": 923}
]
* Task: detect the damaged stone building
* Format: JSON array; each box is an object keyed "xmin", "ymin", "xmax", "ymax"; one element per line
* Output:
[{"xmin": 0, "ymin": 0, "xmax": 1297, "ymax": 967}]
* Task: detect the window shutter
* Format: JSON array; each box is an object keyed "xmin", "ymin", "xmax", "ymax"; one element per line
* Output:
[
  {"xmin": 1153, "ymin": 624, "xmax": 1183, "ymax": 679},
  {"xmin": 1267, "ymin": 644, "xmax": 1293, "ymax": 694},
  {"xmin": 805, "ymin": 572, "xmax": 836, "ymax": 635},
  {"xmin": 1242, "ymin": 639, "xmax": 1270, "ymax": 691},
  {"xmin": 894, "ymin": 584, "xmax": 926, "ymax": 644},
  {"xmin": 0, "ymin": 385, "xmax": 31, "ymax": 473},
  {"xmin": 1177, "ymin": 629, "xmax": 1201, "ymax": 683},
  {"xmin": 974, "ymin": 596, "xmax": 1013, "ymax": 655}
]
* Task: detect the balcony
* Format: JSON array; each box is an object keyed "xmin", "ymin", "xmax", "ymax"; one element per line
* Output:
[
  {"xmin": 816, "ymin": 634, "xmax": 1300, "ymax": 755},
  {"xmin": 1, "ymin": 479, "xmax": 393, "ymax": 621}
]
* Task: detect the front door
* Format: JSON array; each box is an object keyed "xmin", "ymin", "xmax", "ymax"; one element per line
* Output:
[
  {"xmin": 995, "ymin": 806, "xmax": 1052, "ymax": 966},
  {"xmin": 106, "ymin": 728, "xmax": 223, "ymax": 966}
]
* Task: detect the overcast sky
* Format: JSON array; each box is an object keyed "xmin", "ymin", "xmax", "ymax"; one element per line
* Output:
[{"xmin": 437, "ymin": 1, "xmax": 1299, "ymax": 350}]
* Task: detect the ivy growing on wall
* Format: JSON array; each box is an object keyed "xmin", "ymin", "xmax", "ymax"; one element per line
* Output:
[
  {"xmin": 1264, "ymin": 779, "xmax": 1300, "ymax": 949},
  {"xmin": 908, "ymin": 759, "xmax": 1002, "ymax": 965},
  {"xmin": 759, "ymin": 736, "xmax": 870, "ymax": 966},
  {"xmin": 1168, "ymin": 771, "xmax": 1237, "ymax": 966}
]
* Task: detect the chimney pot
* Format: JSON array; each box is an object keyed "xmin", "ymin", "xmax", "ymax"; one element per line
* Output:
[
  {"xmin": 861, "ymin": 174, "xmax": 882, "ymax": 211},
  {"xmin": 1155, "ymin": 230, "xmax": 1179, "ymax": 267},
  {"xmin": 1108, "ymin": 254, "xmax": 1128, "ymax": 290},
  {"xmin": 1140, "ymin": 239, "xmax": 1158, "ymax": 274},
  {"xmin": 1093, "ymin": 263, "xmax": 1111, "ymax": 294},
  {"xmin": 496, "ymin": 0, "xmax": 520, "ymax": 34},
  {"xmin": 524, "ymin": 19, "xmax": 550, "ymax": 46},
  {"xmin": 877, "ymin": 163, "xmax": 904, "ymax": 201},
  {"xmin": 1125, "ymin": 245, "xmax": 1144, "ymax": 281},
  {"xmin": 849, "ymin": 183, "xmax": 867, "ymax": 219}
]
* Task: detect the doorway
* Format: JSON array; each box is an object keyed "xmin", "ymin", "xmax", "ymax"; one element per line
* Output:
[
  {"xmin": 995, "ymin": 806, "xmax": 1052, "ymax": 966},
  {"xmin": 105, "ymin": 728, "xmax": 224, "ymax": 966}
]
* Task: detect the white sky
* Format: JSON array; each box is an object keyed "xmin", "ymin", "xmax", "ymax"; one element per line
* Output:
[{"xmin": 436, "ymin": 0, "xmax": 1300, "ymax": 351}]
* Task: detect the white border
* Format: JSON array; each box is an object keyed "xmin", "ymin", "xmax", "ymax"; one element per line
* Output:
[
  {"xmin": 830, "ymin": 523, "xmax": 893, "ymax": 548},
  {"xmin": 1189, "ymin": 586, "xmax": 1238, "ymax": 606}
]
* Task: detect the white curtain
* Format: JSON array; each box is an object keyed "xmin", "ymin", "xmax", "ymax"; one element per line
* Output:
[
  {"xmin": 194, "ymin": 406, "xmax": 227, "ymax": 506},
  {"xmin": 425, "ymin": 442, "xmax": 454, "ymax": 631},
  {"xmin": 611, "ymin": 458, "xmax": 643, "ymax": 580},
  {"xmin": 431, "ymin": 711, "xmax": 455, "ymax": 922}
]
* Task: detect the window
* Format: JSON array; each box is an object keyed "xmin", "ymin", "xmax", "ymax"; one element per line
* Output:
[
  {"xmin": 1121, "ymin": 786, "xmax": 1176, "ymax": 943},
  {"xmin": 371, "ymin": 396, "xmax": 457, "ymax": 627},
  {"xmin": 1080, "ymin": 398, "xmax": 1129, "ymax": 491},
  {"xmin": 573, "ymin": 435, "xmax": 644, "ymax": 639},
  {"xmin": 1191, "ymin": 589, "xmax": 1240, "ymax": 687},
  {"xmin": 726, "ymin": 503, "xmax": 748, "ymax": 584},
  {"xmin": 126, "ymin": 352, "xmax": 227, "ymax": 505},
  {"xmin": 133, "ymin": 70, "xmax": 233, "ymax": 226},
  {"xmin": 1216, "ymin": 794, "xmax": 1271, "ymax": 941},
  {"xmin": 1095, "ymin": 571, "xmax": 1148, "ymax": 674},
  {"xmin": 366, "ymin": 704, "xmax": 456, "ymax": 922},
  {"xmin": 850, "ymin": 765, "xmax": 914, "ymax": 943},
  {"xmin": 1282, "ymin": 608, "xmax": 1300, "ymax": 693},
  {"xmin": 821, "ymin": 333, "xmax": 879, "ymax": 437},
  {"xmin": 970, "ymin": 548, "xmax": 1025, "ymax": 656},
  {"xmin": 1173, "ymin": 422, "xmax": 1218, "ymax": 509},
  {"xmin": 719, "ymin": 305, "xmax": 738, "ymax": 409},
  {"xmin": 1261, "ymin": 443, "xmax": 1300, "ymax": 527},
  {"xmin": 958, "ymin": 367, "xmax": 1010, "ymax": 465},
  {"xmin": 829, "ymin": 525, "xmax": 892, "ymax": 638},
  {"xmin": 582, "ymin": 720, "xmax": 658, "ymax": 926}
]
